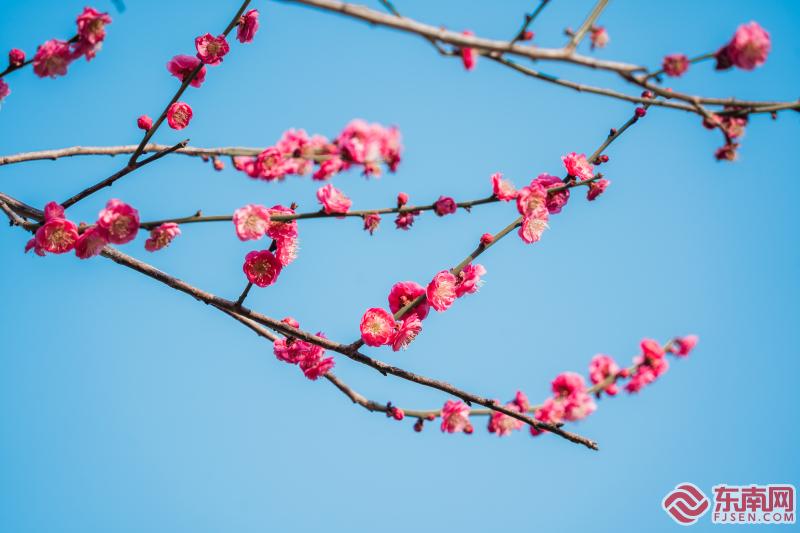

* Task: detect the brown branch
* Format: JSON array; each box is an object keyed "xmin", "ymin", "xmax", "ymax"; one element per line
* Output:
[
  {"xmin": 565, "ymin": 0, "xmax": 608, "ymax": 52},
  {"xmin": 281, "ymin": 0, "xmax": 799, "ymax": 115},
  {"xmin": 59, "ymin": 140, "xmax": 188, "ymax": 209},
  {"xmin": 509, "ymin": 0, "xmax": 550, "ymax": 45}
]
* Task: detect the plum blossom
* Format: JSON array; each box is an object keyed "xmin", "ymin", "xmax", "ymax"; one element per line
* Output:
[
  {"xmin": 390, "ymin": 314, "xmax": 422, "ymax": 351},
  {"xmin": 454, "ymin": 263, "xmax": 486, "ymax": 298},
  {"xmin": 8, "ymin": 48, "xmax": 25, "ymax": 67},
  {"xmin": 195, "ymin": 33, "xmax": 230, "ymax": 65},
  {"xmin": 359, "ymin": 307, "xmax": 396, "ymax": 347},
  {"xmin": 29, "ymin": 202, "xmax": 79, "ymax": 255},
  {"xmin": 363, "ymin": 213, "xmax": 381, "ymax": 235},
  {"xmin": 530, "ymin": 397, "xmax": 565, "ymax": 436},
  {"xmin": 265, "ymin": 205, "xmax": 298, "ymax": 241},
  {"xmin": 237, "ymin": 9, "xmax": 260, "ymax": 44},
  {"xmin": 625, "ymin": 338, "xmax": 670, "ymax": 393},
  {"xmin": 715, "ymin": 22, "xmax": 771, "ymax": 71},
  {"xmin": 487, "ymin": 391, "xmax": 529, "ymax": 437},
  {"xmin": 166, "ymin": 54, "xmax": 206, "ymax": 87},
  {"xmin": 0, "ymin": 79, "xmax": 9, "ymax": 103},
  {"xmin": 166, "ymin": 102, "xmax": 192, "ymax": 130},
  {"xmin": 233, "ymin": 204, "xmax": 271, "ymax": 241},
  {"xmin": 242, "ymin": 249, "xmax": 282, "ymax": 287},
  {"xmin": 533, "ymin": 173, "xmax": 569, "ymax": 214},
  {"xmin": 433, "ymin": 196, "xmax": 457, "ymax": 216},
  {"xmin": 662, "ymin": 53, "xmax": 689, "ymax": 77},
  {"xmin": 73, "ymin": 7, "xmax": 112, "ymax": 60},
  {"xmin": 516, "ymin": 182, "xmax": 548, "ymax": 217},
  {"xmin": 97, "ymin": 199, "xmax": 139, "ymax": 244},
  {"xmin": 394, "ymin": 210, "xmax": 420, "ymax": 230},
  {"xmin": 480, "ymin": 233, "xmax": 494, "ymax": 246},
  {"xmin": 273, "ymin": 319, "xmax": 334, "ymax": 380},
  {"xmin": 561, "ymin": 152, "xmax": 594, "ymax": 181},
  {"xmin": 426, "ymin": 271, "xmax": 457, "ymax": 312},
  {"xmin": 32, "ymin": 39, "xmax": 73, "ymax": 78},
  {"xmin": 440, "ymin": 400, "xmax": 473, "ymax": 433},
  {"xmin": 317, "ymin": 184, "xmax": 352, "ymax": 215},
  {"xmin": 137, "ymin": 115, "xmax": 152, "ymax": 130},
  {"xmin": 589, "ymin": 354, "xmax": 621, "ymax": 396},
  {"xmin": 590, "ymin": 26, "xmax": 609, "ymax": 49},
  {"xmin": 518, "ymin": 208, "xmax": 549, "ymax": 244},
  {"xmin": 491, "ymin": 172, "xmax": 517, "ymax": 201},
  {"xmin": 74, "ymin": 225, "xmax": 109, "ymax": 259},
  {"xmin": 551, "ymin": 371, "xmax": 596, "ymax": 421},
  {"xmin": 460, "ymin": 31, "xmax": 477, "ymax": 71},
  {"xmin": 144, "ymin": 222, "xmax": 181, "ymax": 252},
  {"xmin": 388, "ymin": 281, "xmax": 430, "ymax": 320},
  {"xmin": 670, "ymin": 335, "xmax": 699, "ymax": 357},
  {"xmin": 335, "ymin": 119, "xmax": 402, "ymax": 176},
  {"xmin": 587, "ymin": 178, "xmax": 610, "ymax": 201}
]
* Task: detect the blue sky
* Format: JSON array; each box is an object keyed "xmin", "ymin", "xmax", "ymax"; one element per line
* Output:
[{"xmin": 1, "ymin": 1, "xmax": 798, "ymax": 531}]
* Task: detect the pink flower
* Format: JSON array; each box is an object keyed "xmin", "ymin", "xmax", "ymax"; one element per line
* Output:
[
  {"xmin": 359, "ymin": 307, "xmax": 396, "ymax": 347},
  {"xmin": 390, "ymin": 314, "xmax": 422, "ymax": 351},
  {"xmin": 590, "ymin": 26, "xmax": 609, "ymax": 49},
  {"xmin": 144, "ymin": 222, "xmax": 181, "ymax": 252},
  {"xmin": 491, "ymin": 172, "xmax": 517, "ymax": 201},
  {"xmin": 715, "ymin": 143, "xmax": 739, "ymax": 162},
  {"xmin": 166, "ymin": 54, "xmax": 206, "ymax": 88},
  {"xmin": 213, "ymin": 158, "xmax": 224, "ymax": 171},
  {"xmin": 662, "ymin": 53, "xmax": 689, "ymax": 77},
  {"xmin": 397, "ymin": 192, "xmax": 409, "ymax": 207},
  {"xmin": 363, "ymin": 213, "xmax": 381, "ymax": 235},
  {"xmin": 242, "ymin": 249, "xmax": 282, "ymax": 287},
  {"xmin": 137, "ymin": 115, "xmax": 152, "ymax": 130},
  {"xmin": 317, "ymin": 184, "xmax": 352, "ymax": 215},
  {"xmin": 530, "ymin": 397, "xmax": 565, "ymax": 436},
  {"xmin": 440, "ymin": 400, "xmax": 472, "ymax": 433},
  {"xmin": 334, "ymin": 120, "xmax": 402, "ymax": 175},
  {"xmin": 587, "ymin": 178, "xmax": 610, "ymax": 201},
  {"xmin": 265, "ymin": 205, "xmax": 298, "ymax": 240},
  {"xmin": 237, "ymin": 9, "xmax": 260, "ymax": 44},
  {"xmin": 96, "ymin": 199, "xmax": 139, "ymax": 244},
  {"xmin": 313, "ymin": 156, "xmax": 345, "ymax": 181},
  {"xmin": 487, "ymin": 391, "xmax": 528, "ymax": 437},
  {"xmin": 427, "ymin": 271, "xmax": 458, "ymax": 312},
  {"xmin": 433, "ymin": 196, "xmax": 457, "ymax": 216},
  {"xmin": 533, "ymin": 173, "xmax": 569, "ymax": 214},
  {"xmin": 166, "ymin": 102, "xmax": 192, "ymax": 130},
  {"xmin": 480, "ymin": 233, "xmax": 494, "ymax": 246},
  {"xmin": 518, "ymin": 208, "xmax": 549, "ymax": 244},
  {"xmin": 625, "ymin": 356, "xmax": 669, "ymax": 393},
  {"xmin": 74, "ymin": 224, "xmax": 109, "ymax": 259},
  {"xmin": 394, "ymin": 210, "xmax": 419, "ymax": 230},
  {"xmin": 551, "ymin": 372, "xmax": 596, "ymax": 421},
  {"xmin": 274, "ymin": 235, "xmax": 300, "ymax": 267},
  {"xmin": 8, "ymin": 48, "xmax": 25, "ymax": 67},
  {"xmin": 254, "ymin": 147, "xmax": 290, "ymax": 181},
  {"xmin": 716, "ymin": 22, "xmax": 771, "ymax": 71},
  {"xmin": 0, "ymin": 78, "xmax": 9, "ymax": 102},
  {"xmin": 32, "ymin": 39, "xmax": 73, "ymax": 78},
  {"xmin": 516, "ymin": 182, "xmax": 548, "ymax": 217},
  {"xmin": 640, "ymin": 338, "xmax": 665, "ymax": 361},
  {"xmin": 589, "ymin": 354, "xmax": 621, "ymax": 396},
  {"xmin": 299, "ymin": 350, "xmax": 335, "ymax": 380},
  {"xmin": 670, "ymin": 335, "xmax": 698, "ymax": 357},
  {"xmin": 561, "ymin": 152, "xmax": 594, "ymax": 181},
  {"xmin": 33, "ymin": 203, "xmax": 79, "ymax": 254},
  {"xmin": 455, "ymin": 263, "xmax": 486, "ymax": 298},
  {"xmin": 233, "ymin": 204, "xmax": 271, "ymax": 241},
  {"xmin": 195, "ymin": 33, "xmax": 230, "ymax": 65},
  {"xmin": 388, "ymin": 281, "xmax": 430, "ymax": 320},
  {"xmin": 73, "ymin": 7, "xmax": 111, "ymax": 59},
  {"xmin": 460, "ymin": 31, "xmax": 477, "ymax": 71}
]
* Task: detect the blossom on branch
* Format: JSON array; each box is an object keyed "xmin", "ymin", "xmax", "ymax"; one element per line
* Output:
[
  {"xmin": 166, "ymin": 55, "xmax": 207, "ymax": 88},
  {"xmin": 715, "ymin": 22, "xmax": 771, "ymax": 71},
  {"xmin": 426, "ymin": 271, "xmax": 457, "ymax": 312},
  {"xmin": 195, "ymin": 33, "xmax": 230, "ymax": 65},
  {"xmin": 97, "ymin": 199, "xmax": 139, "ymax": 245},
  {"xmin": 233, "ymin": 204, "xmax": 272, "ymax": 241},
  {"xmin": 166, "ymin": 102, "xmax": 193, "ymax": 130},
  {"xmin": 441, "ymin": 400, "xmax": 472, "ymax": 434},
  {"xmin": 242, "ymin": 249, "xmax": 282, "ymax": 287},
  {"xmin": 317, "ymin": 184, "xmax": 352, "ymax": 215},
  {"xmin": 662, "ymin": 53, "xmax": 689, "ymax": 77},
  {"xmin": 237, "ymin": 9, "xmax": 260, "ymax": 44},
  {"xmin": 144, "ymin": 222, "xmax": 181, "ymax": 252},
  {"xmin": 388, "ymin": 281, "xmax": 430, "ymax": 320}
]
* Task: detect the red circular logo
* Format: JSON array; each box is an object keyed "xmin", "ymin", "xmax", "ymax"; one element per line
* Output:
[{"xmin": 662, "ymin": 483, "xmax": 710, "ymax": 526}]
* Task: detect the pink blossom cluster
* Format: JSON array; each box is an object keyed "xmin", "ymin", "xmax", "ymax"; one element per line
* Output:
[
  {"xmin": 701, "ymin": 108, "xmax": 749, "ymax": 162},
  {"xmin": 234, "ymin": 203, "xmax": 300, "ymax": 286},
  {"xmin": 273, "ymin": 317, "xmax": 335, "ymax": 380},
  {"xmin": 715, "ymin": 22, "xmax": 771, "ymax": 71},
  {"xmin": 358, "ymin": 266, "xmax": 486, "ymax": 349},
  {"xmin": 29, "ymin": 7, "xmax": 111, "ymax": 80},
  {"xmin": 422, "ymin": 335, "xmax": 697, "ymax": 438},
  {"xmin": 25, "ymin": 199, "xmax": 159, "ymax": 259},
  {"xmin": 231, "ymin": 120, "xmax": 402, "ymax": 182},
  {"xmin": 662, "ymin": 53, "xmax": 690, "ymax": 77},
  {"xmin": 492, "ymin": 159, "xmax": 609, "ymax": 245}
]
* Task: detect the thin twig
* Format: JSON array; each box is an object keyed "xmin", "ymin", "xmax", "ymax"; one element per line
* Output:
[
  {"xmin": 566, "ymin": 0, "xmax": 609, "ymax": 52},
  {"xmin": 509, "ymin": 0, "xmax": 550, "ymax": 45}
]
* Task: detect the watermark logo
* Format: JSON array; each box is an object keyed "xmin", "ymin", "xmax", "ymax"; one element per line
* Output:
[
  {"xmin": 662, "ymin": 483, "xmax": 711, "ymax": 526},
  {"xmin": 712, "ymin": 484, "xmax": 795, "ymax": 525}
]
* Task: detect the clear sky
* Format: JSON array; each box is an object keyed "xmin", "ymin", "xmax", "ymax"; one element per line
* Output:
[{"xmin": 1, "ymin": 1, "xmax": 798, "ymax": 531}]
